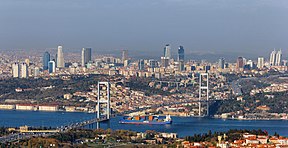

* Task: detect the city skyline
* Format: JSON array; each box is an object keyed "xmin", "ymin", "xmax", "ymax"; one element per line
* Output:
[{"xmin": 0, "ymin": 0, "xmax": 288, "ymax": 56}]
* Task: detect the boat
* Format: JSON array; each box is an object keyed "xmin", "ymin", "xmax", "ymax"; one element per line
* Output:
[{"xmin": 119, "ymin": 115, "xmax": 172, "ymax": 125}]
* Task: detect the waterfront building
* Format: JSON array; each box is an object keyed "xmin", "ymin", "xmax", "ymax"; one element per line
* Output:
[
  {"xmin": 43, "ymin": 52, "xmax": 50, "ymax": 70},
  {"xmin": 177, "ymin": 46, "xmax": 184, "ymax": 61},
  {"xmin": 57, "ymin": 45, "xmax": 64, "ymax": 68},
  {"xmin": 16, "ymin": 104, "xmax": 36, "ymax": 111},
  {"xmin": 257, "ymin": 57, "xmax": 264, "ymax": 69},
  {"xmin": 20, "ymin": 63, "xmax": 28, "ymax": 78},
  {"xmin": 12, "ymin": 63, "xmax": 20, "ymax": 78},
  {"xmin": 38, "ymin": 105, "xmax": 58, "ymax": 111},
  {"xmin": 164, "ymin": 44, "xmax": 171, "ymax": 59},
  {"xmin": 218, "ymin": 58, "xmax": 225, "ymax": 69},
  {"xmin": 81, "ymin": 48, "xmax": 92, "ymax": 67},
  {"xmin": 48, "ymin": 61, "xmax": 56, "ymax": 73}
]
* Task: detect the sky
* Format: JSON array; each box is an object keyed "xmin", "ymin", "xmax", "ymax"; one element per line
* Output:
[{"xmin": 0, "ymin": 0, "xmax": 288, "ymax": 60}]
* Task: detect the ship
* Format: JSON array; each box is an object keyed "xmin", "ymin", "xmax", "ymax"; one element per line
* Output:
[{"xmin": 119, "ymin": 115, "xmax": 172, "ymax": 125}]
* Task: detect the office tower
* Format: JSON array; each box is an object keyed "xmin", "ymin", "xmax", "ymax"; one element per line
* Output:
[
  {"xmin": 122, "ymin": 50, "xmax": 128, "ymax": 63},
  {"xmin": 12, "ymin": 63, "xmax": 20, "ymax": 78},
  {"xmin": 149, "ymin": 59, "xmax": 157, "ymax": 68},
  {"xmin": 81, "ymin": 48, "xmax": 92, "ymax": 67},
  {"xmin": 177, "ymin": 46, "xmax": 184, "ymax": 61},
  {"xmin": 257, "ymin": 57, "xmax": 264, "ymax": 69},
  {"xmin": 164, "ymin": 44, "xmax": 171, "ymax": 59},
  {"xmin": 48, "ymin": 61, "xmax": 56, "ymax": 73},
  {"xmin": 246, "ymin": 60, "xmax": 254, "ymax": 69},
  {"xmin": 57, "ymin": 45, "xmax": 64, "ymax": 68},
  {"xmin": 138, "ymin": 59, "xmax": 145, "ymax": 70},
  {"xmin": 218, "ymin": 57, "xmax": 225, "ymax": 69},
  {"xmin": 275, "ymin": 50, "xmax": 282, "ymax": 66},
  {"xmin": 161, "ymin": 57, "xmax": 169, "ymax": 68},
  {"xmin": 270, "ymin": 49, "xmax": 276, "ymax": 66},
  {"xmin": 236, "ymin": 57, "xmax": 244, "ymax": 69},
  {"xmin": 123, "ymin": 60, "xmax": 130, "ymax": 67},
  {"xmin": 179, "ymin": 61, "xmax": 185, "ymax": 71},
  {"xmin": 43, "ymin": 52, "xmax": 50, "ymax": 70},
  {"xmin": 20, "ymin": 63, "xmax": 28, "ymax": 78},
  {"xmin": 34, "ymin": 67, "xmax": 40, "ymax": 77}
]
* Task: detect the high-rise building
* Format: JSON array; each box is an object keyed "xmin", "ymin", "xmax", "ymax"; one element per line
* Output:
[
  {"xmin": 236, "ymin": 57, "xmax": 244, "ymax": 69},
  {"xmin": 57, "ymin": 45, "xmax": 64, "ymax": 68},
  {"xmin": 164, "ymin": 44, "xmax": 171, "ymax": 59},
  {"xmin": 161, "ymin": 57, "xmax": 169, "ymax": 68},
  {"xmin": 43, "ymin": 52, "xmax": 50, "ymax": 70},
  {"xmin": 149, "ymin": 59, "xmax": 157, "ymax": 68},
  {"xmin": 177, "ymin": 46, "xmax": 184, "ymax": 61},
  {"xmin": 257, "ymin": 57, "xmax": 264, "ymax": 69},
  {"xmin": 122, "ymin": 50, "xmax": 128, "ymax": 63},
  {"xmin": 34, "ymin": 67, "xmax": 40, "ymax": 77},
  {"xmin": 48, "ymin": 61, "xmax": 56, "ymax": 73},
  {"xmin": 218, "ymin": 58, "xmax": 225, "ymax": 69},
  {"xmin": 275, "ymin": 50, "xmax": 282, "ymax": 66},
  {"xmin": 12, "ymin": 63, "xmax": 20, "ymax": 78},
  {"xmin": 81, "ymin": 48, "xmax": 92, "ymax": 67},
  {"xmin": 138, "ymin": 59, "xmax": 145, "ymax": 70},
  {"xmin": 270, "ymin": 49, "xmax": 276, "ymax": 66},
  {"xmin": 20, "ymin": 63, "xmax": 28, "ymax": 78}
]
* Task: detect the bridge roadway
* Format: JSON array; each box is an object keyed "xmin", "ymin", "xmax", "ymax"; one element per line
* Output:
[{"xmin": 0, "ymin": 116, "xmax": 109, "ymax": 144}]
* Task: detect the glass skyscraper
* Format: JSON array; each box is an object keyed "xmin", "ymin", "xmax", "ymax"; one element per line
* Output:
[
  {"xmin": 43, "ymin": 52, "xmax": 50, "ymax": 70},
  {"xmin": 81, "ymin": 48, "xmax": 92, "ymax": 67},
  {"xmin": 178, "ymin": 46, "xmax": 184, "ymax": 61}
]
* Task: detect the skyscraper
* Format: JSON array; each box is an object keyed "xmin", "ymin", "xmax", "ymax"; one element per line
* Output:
[
  {"xmin": 236, "ymin": 57, "xmax": 244, "ymax": 69},
  {"xmin": 177, "ymin": 46, "xmax": 184, "ymax": 61},
  {"xmin": 138, "ymin": 59, "xmax": 145, "ymax": 70},
  {"xmin": 12, "ymin": 63, "xmax": 20, "ymax": 78},
  {"xmin": 218, "ymin": 57, "xmax": 225, "ymax": 69},
  {"xmin": 257, "ymin": 57, "xmax": 264, "ymax": 69},
  {"xmin": 57, "ymin": 45, "xmax": 64, "ymax": 68},
  {"xmin": 48, "ymin": 61, "xmax": 56, "ymax": 73},
  {"xmin": 149, "ymin": 59, "xmax": 157, "ymax": 68},
  {"xmin": 43, "ymin": 51, "xmax": 50, "ymax": 70},
  {"xmin": 275, "ymin": 50, "xmax": 282, "ymax": 66},
  {"xmin": 122, "ymin": 50, "xmax": 128, "ymax": 63},
  {"xmin": 20, "ymin": 63, "xmax": 28, "ymax": 78},
  {"xmin": 81, "ymin": 48, "xmax": 92, "ymax": 67},
  {"xmin": 270, "ymin": 49, "xmax": 276, "ymax": 66},
  {"xmin": 164, "ymin": 44, "xmax": 171, "ymax": 59}
]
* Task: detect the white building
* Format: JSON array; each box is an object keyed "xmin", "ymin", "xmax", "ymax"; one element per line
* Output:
[
  {"xmin": 12, "ymin": 63, "xmax": 20, "ymax": 78},
  {"xmin": 275, "ymin": 50, "xmax": 282, "ymax": 66},
  {"xmin": 38, "ymin": 105, "xmax": 58, "ymax": 111},
  {"xmin": 20, "ymin": 63, "xmax": 28, "ymax": 78},
  {"xmin": 57, "ymin": 45, "xmax": 64, "ymax": 68},
  {"xmin": 257, "ymin": 57, "xmax": 264, "ymax": 69},
  {"xmin": 16, "ymin": 104, "xmax": 36, "ymax": 111},
  {"xmin": 270, "ymin": 50, "xmax": 276, "ymax": 66}
]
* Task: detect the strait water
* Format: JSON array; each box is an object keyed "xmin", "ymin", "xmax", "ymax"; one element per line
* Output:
[{"xmin": 0, "ymin": 110, "xmax": 287, "ymax": 137}]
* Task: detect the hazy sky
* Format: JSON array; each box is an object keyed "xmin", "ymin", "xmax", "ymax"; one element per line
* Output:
[{"xmin": 1, "ymin": 0, "xmax": 288, "ymax": 58}]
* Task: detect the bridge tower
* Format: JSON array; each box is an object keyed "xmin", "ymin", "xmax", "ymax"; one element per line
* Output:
[
  {"xmin": 96, "ymin": 82, "xmax": 111, "ymax": 129},
  {"xmin": 198, "ymin": 73, "xmax": 209, "ymax": 116}
]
